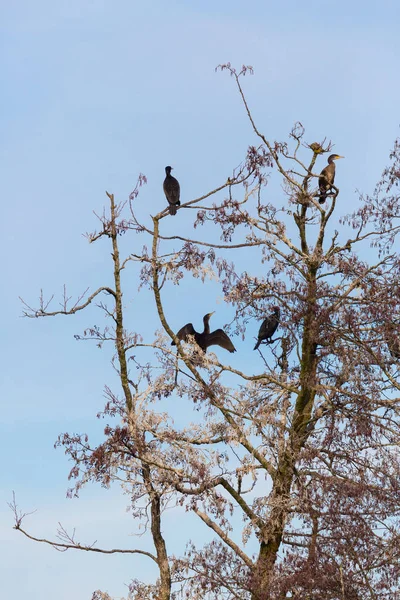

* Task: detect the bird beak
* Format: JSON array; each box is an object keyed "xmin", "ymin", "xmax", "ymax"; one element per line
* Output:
[
  {"xmin": 208, "ymin": 311, "xmax": 215, "ymax": 317},
  {"xmin": 337, "ymin": 156, "xmax": 345, "ymax": 159}
]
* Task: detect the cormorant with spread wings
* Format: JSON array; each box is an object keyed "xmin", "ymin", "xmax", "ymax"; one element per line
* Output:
[{"xmin": 172, "ymin": 312, "xmax": 236, "ymax": 353}]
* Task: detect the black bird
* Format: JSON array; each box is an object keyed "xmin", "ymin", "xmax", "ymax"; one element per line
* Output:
[
  {"xmin": 171, "ymin": 312, "xmax": 236, "ymax": 353},
  {"xmin": 163, "ymin": 166, "xmax": 180, "ymax": 215},
  {"xmin": 318, "ymin": 154, "xmax": 344, "ymax": 204},
  {"xmin": 254, "ymin": 307, "xmax": 280, "ymax": 350}
]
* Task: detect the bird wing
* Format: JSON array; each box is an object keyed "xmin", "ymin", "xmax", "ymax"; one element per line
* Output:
[
  {"xmin": 206, "ymin": 329, "xmax": 236, "ymax": 353},
  {"xmin": 258, "ymin": 317, "xmax": 270, "ymax": 338},
  {"xmin": 319, "ymin": 164, "xmax": 335, "ymax": 188},
  {"xmin": 171, "ymin": 323, "xmax": 196, "ymax": 345},
  {"xmin": 163, "ymin": 177, "xmax": 180, "ymax": 205},
  {"xmin": 318, "ymin": 167, "xmax": 329, "ymax": 192}
]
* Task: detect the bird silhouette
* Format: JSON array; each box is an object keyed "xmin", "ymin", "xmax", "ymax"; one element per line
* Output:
[
  {"xmin": 172, "ymin": 312, "xmax": 236, "ymax": 353},
  {"xmin": 254, "ymin": 307, "xmax": 280, "ymax": 350},
  {"xmin": 318, "ymin": 154, "xmax": 344, "ymax": 204},
  {"xmin": 163, "ymin": 166, "xmax": 180, "ymax": 215}
]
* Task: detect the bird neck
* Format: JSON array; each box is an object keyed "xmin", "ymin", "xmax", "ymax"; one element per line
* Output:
[{"xmin": 203, "ymin": 316, "xmax": 211, "ymax": 334}]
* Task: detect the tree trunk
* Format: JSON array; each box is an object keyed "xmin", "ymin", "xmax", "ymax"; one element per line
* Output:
[
  {"xmin": 251, "ymin": 269, "xmax": 319, "ymax": 598},
  {"xmin": 142, "ymin": 465, "xmax": 171, "ymax": 600}
]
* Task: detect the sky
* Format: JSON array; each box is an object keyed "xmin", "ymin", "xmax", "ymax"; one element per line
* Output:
[{"xmin": 1, "ymin": 1, "xmax": 400, "ymax": 598}]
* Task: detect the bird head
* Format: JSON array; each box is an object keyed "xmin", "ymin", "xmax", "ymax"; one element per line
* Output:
[
  {"xmin": 202, "ymin": 312, "xmax": 215, "ymax": 328},
  {"xmin": 328, "ymin": 154, "xmax": 344, "ymax": 163},
  {"xmin": 165, "ymin": 166, "xmax": 173, "ymax": 175},
  {"xmin": 273, "ymin": 306, "xmax": 280, "ymax": 314}
]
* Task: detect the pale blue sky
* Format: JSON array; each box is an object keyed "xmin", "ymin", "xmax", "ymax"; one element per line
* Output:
[{"xmin": 2, "ymin": 1, "xmax": 400, "ymax": 598}]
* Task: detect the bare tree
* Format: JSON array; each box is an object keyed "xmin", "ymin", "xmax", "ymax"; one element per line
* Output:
[{"xmin": 14, "ymin": 65, "xmax": 400, "ymax": 600}]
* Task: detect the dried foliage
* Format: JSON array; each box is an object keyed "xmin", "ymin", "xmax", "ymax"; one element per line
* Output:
[{"xmin": 14, "ymin": 66, "xmax": 400, "ymax": 600}]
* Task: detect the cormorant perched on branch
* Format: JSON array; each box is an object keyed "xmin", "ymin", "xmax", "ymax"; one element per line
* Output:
[
  {"xmin": 318, "ymin": 154, "xmax": 344, "ymax": 204},
  {"xmin": 254, "ymin": 307, "xmax": 280, "ymax": 350},
  {"xmin": 171, "ymin": 312, "xmax": 236, "ymax": 353},
  {"xmin": 163, "ymin": 166, "xmax": 180, "ymax": 215}
]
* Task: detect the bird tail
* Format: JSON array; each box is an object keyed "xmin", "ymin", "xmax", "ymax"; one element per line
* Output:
[
  {"xmin": 169, "ymin": 204, "xmax": 177, "ymax": 216},
  {"xmin": 254, "ymin": 340, "xmax": 261, "ymax": 351}
]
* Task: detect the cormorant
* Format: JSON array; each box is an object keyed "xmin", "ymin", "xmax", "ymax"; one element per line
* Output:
[
  {"xmin": 318, "ymin": 154, "xmax": 344, "ymax": 204},
  {"xmin": 163, "ymin": 166, "xmax": 180, "ymax": 215},
  {"xmin": 254, "ymin": 307, "xmax": 280, "ymax": 350},
  {"xmin": 171, "ymin": 312, "xmax": 236, "ymax": 353}
]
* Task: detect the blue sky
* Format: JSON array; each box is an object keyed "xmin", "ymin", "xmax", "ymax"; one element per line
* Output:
[{"xmin": 1, "ymin": 1, "xmax": 400, "ymax": 598}]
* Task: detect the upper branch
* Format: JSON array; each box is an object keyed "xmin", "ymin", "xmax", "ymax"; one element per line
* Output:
[
  {"xmin": 14, "ymin": 523, "xmax": 157, "ymax": 561},
  {"xmin": 20, "ymin": 287, "xmax": 116, "ymax": 318}
]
